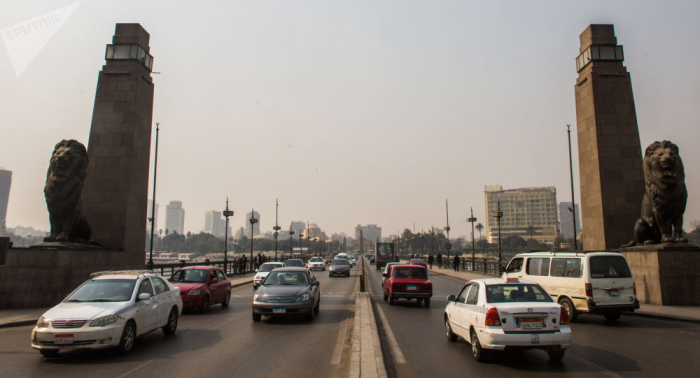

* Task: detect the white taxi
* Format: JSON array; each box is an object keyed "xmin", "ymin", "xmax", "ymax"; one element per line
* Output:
[
  {"xmin": 444, "ymin": 278, "xmax": 571, "ymax": 362},
  {"xmin": 31, "ymin": 270, "xmax": 183, "ymax": 357},
  {"xmin": 254, "ymin": 262, "xmax": 286, "ymax": 288}
]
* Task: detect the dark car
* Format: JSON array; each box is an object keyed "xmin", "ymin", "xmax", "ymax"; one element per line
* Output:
[
  {"xmin": 284, "ymin": 259, "xmax": 304, "ymax": 268},
  {"xmin": 252, "ymin": 267, "xmax": 320, "ymax": 322},
  {"xmin": 329, "ymin": 259, "xmax": 351, "ymax": 277},
  {"xmin": 170, "ymin": 266, "xmax": 231, "ymax": 312}
]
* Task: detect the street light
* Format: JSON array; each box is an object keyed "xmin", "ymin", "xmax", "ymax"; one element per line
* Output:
[
  {"xmin": 493, "ymin": 200, "xmax": 503, "ymax": 274},
  {"xmin": 223, "ymin": 198, "xmax": 234, "ymax": 274},
  {"xmin": 273, "ymin": 199, "xmax": 281, "ymax": 260},
  {"xmin": 147, "ymin": 123, "xmax": 160, "ymax": 270},
  {"xmin": 288, "ymin": 227, "xmax": 295, "ymax": 258},
  {"xmin": 249, "ymin": 208, "xmax": 258, "ymax": 270},
  {"xmin": 467, "ymin": 207, "xmax": 477, "ymax": 270},
  {"xmin": 444, "ymin": 199, "xmax": 451, "ymax": 260},
  {"xmin": 299, "ymin": 232, "xmax": 304, "ymax": 260}
]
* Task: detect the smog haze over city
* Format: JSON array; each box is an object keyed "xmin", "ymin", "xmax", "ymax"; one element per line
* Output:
[{"xmin": 2, "ymin": 0, "xmax": 698, "ymax": 239}]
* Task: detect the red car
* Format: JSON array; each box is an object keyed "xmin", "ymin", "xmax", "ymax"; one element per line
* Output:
[
  {"xmin": 410, "ymin": 258, "xmax": 428, "ymax": 269},
  {"xmin": 170, "ymin": 266, "xmax": 231, "ymax": 312},
  {"xmin": 383, "ymin": 265, "xmax": 432, "ymax": 307}
]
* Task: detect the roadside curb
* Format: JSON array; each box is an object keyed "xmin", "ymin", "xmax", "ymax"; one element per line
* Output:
[
  {"xmin": 0, "ymin": 320, "xmax": 37, "ymax": 329},
  {"xmin": 350, "ymin": 293, "xmax": 387, "ymax": 378},
  {"xmin": 626, "ymin": 312, "xmax": 700, "ymax": 324},
  {"xmin": 230, "ymin": 279, "xmax": 253, "ymax": 288}
]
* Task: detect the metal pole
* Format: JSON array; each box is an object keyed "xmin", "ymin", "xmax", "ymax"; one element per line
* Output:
[
  {"xmin": 289, "ymin": 228, "xmax": 295, "ymax": 258},
  {"xmin": 148, "ymin": 123, "xmax": 160, "ymax": 270},
  {"xmin": 468, "ymin": 207, "xmax": 476, "ymax": 271},
  {"xmin": 567, "ymin": 124, "xmax": 579, "ymax": 251},
  {"xmin": 249, "ymin": 208, "xmax": 257, "ymax": 271},
  {"xmin": 444, "ymin": 199, "xmax": 451, "ymax": 260},
  {"xmin": 496, "ymin": 200, "xmax": 503, "ymax": 274},
  {"xmin": 274, "ymin": 199, "xmax": 281, "ymax": 260}
]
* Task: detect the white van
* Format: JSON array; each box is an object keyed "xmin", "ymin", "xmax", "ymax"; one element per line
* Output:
[{"xmin": 502, "ymin": 251, "xmax": 639, "ymax": 322}]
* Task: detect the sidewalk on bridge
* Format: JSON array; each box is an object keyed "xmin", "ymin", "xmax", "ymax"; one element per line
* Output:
[
  {"xmin": 0, "ymin": 273, "xmax": 254, "ymax": 329},
  {"xmin": 426, "ymin": 264, "xmax": 700, "ymax": 324}
]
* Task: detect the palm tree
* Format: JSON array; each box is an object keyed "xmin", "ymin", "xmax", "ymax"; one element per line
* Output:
[{"xmin": 475, "ymin": 223, "xmax": 484, "ymax": 241}]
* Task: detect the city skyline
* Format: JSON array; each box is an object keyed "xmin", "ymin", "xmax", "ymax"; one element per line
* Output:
[{"xmin": 1, "ymin": 1, "xmax": 698, "ymax": 240}]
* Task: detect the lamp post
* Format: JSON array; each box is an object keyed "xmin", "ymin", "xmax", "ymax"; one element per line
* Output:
[
  {"xmin": 421, "ymin": 231, "xmax": 425, "ymax": 256},
  {"xmin": 147, "ymin": 123, "xmax": 160, "ymax": 270},
  {"xmin": 299, "ymin": 232, "xmax": 304, "ymax": 260},
  {"xmin": 249, "ymin": 208, "xmax": 258, "ymax": 270},
  {"xmin": 567, "ymin": 124, "xmax": 579, "ymax": 251},
  {"xmin": 444, "ymin": 199, "xmax": 451, "ymax": 260},
  {"xmin": 467, "ymin": 207, "xmax": 477, "ymax": 270},
  {"xmin": 430, "ymin": 227, "xmax": 435, "ymax": 257},
  {"xmin": 222, "ymin": 198, "xmax": 234, "ymax": 274},
  {"xmin": 273, "ymin": 199, "xmax": 281, "ymax": 260},
  {"xmin": 494, "ymin": 200, "xmax": 503, "ymax": 274},
  {"xmin": 288, "ymin": 227, "xmax": 295, "ymax": 258}
]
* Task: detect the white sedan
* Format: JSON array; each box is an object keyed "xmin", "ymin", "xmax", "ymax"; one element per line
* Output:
[
  {"xmin": 31, "ymin": 270, "xmax": 183, "ymax": 357},
  {"xmin": 444, "ymin": 278, "xmax": 571, "ymax": 362},
  {"xmin": 306, "ymin": 257, "xmax": 325, "ymax": 271},
  {"xmin": 254, "ymin": 262, "xmax": 286, "ymax": 288}
]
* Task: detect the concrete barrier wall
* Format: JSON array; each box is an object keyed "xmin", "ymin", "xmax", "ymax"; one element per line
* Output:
[{"xmin": 0, "ymin": 247, "xmax": 136, "ymax": 309}]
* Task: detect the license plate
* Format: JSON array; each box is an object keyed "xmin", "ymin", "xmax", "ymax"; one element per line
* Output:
[
  {"xmin": 407, "ymin": 285, "xmax": 417, "ymax": 291},
  {"xmin": 608, "ymin": 289, "xmax": 619, "ymax": 296},
  {"xmin": 54, "ymin": 334, "xmax": 74, "ymax": 344},
  {"xmin": 522, "ymin": 322, "xmax": 542, "ymax": 330},
  {"xmin": 273, "ymin": 307, "xmax": 286, "ymax": 314}
]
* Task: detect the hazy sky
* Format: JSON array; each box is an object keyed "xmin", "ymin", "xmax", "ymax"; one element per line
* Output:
[{"xmin": 2, "ymin": 0, "xmax": 699, "ymax": 239}]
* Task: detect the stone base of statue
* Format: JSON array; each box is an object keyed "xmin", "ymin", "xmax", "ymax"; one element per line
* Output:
[{"xmin": 620, "ymin": 243, "xmax": 700, "ymax": 306}]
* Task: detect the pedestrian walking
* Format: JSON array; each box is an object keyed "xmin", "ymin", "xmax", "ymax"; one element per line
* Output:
[
  {"xmin": 453, "ymin": 254, "xmax": 460, "ymax": 272},
  {"xmin": 436, "ymin": 253, "xmax": 442, "ymax": 269},
  {"xmin": 427, "ymin": 254, "xmax": 434, "ymax": 270}
]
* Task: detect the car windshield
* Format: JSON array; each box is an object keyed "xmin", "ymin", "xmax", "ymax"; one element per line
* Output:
[
  {"xmin": 391, "ymin": 267, "xmax": 427, "ymax": 279},
  {"xmin": 485, "ymin": 284, "xmax": 553, "ymax": 303},
  {"xmin": 410, "ymin": 259, "xmax": 425, "ymax": 264},
  {"xmin": 170, "ymin": 269, "xmax": 208, "ymax": 283},
  {"xmin": 259, "ymin": 264, "xmax": 283, "ymax": 273},
  {"xmin": 65, "ymin": 279, "xmax": 136, "ymax": 302},
  {"xmin": 332, "ymin": 259, "xmax": 349, "ymax": 266},
  {"xmin": 263, "ymin": 271, "xmax": 309, "ymax": 286},
  {"xmin": 285, "ymin": 260, "xmax": 303, "ymax": 267},
  {"xmin": 590, "ymin": 256, "xmax": 632, "ymax": 278},
  {"xmin": 309, "ymin": 257, "xmax": 322, "ymax": 262}
]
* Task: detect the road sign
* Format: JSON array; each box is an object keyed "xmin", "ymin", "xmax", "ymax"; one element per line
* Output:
[{"xmin": 444, "ymin": 242, "xmax": 452, "ymax": 251}]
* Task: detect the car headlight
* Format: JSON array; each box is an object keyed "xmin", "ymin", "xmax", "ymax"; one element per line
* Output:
[
  {"xmin": 296, "ymin": 294, "xmax": 310, "ymax": 302},
  {"xmin": 36, "ymin": 316, "xmax": 50, "ymax": 328},
  {"xmin": 254, "ymin": 293, "xmax": 266, "ymax": 302},
  {"xmin": 89, "ymin": 315, "xmax": 120, "ymax": 327},
  {"xmin": 187, "ymin": 289, "xmax": 201, "ymax": 296}
]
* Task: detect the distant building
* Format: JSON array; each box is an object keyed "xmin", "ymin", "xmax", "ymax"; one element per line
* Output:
[
  {"xmin": 204, "ymin": 210, "xmax": 231, "ymax": 239},
  {"xmin": 304, "ymin": 223, "xmax": 326, "ymax": 240},
  {"xmin": 558, "ymin": 202, "xmax": 581, "ymax": 239},
  {"xmin": 165, "ymin": 201, "xmax": 185, "ymax": 235},
  {"xmin": 356, "ymin": 224, "xmax": 382, "ymax": 244},
  {"xmin": 0, "ymin": 169, "xmax": 11, "ymax": 236},
  {"xmin": 146, "ymin": 199, "xmax": 158, "ymax": 234},
  {"xmin": 289, "ymin": 221, "xmax": 306, "ymax": 235},
  {"xmin": 484, "ymin": 186, "xmax": 559, "ymax": 245},
  {"xmin": 244, "ymin": 210, "xmax": 261, "ymax": 237}
]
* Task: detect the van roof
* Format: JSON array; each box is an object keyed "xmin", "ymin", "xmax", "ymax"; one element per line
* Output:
[{"xmin": 512, "ymin": 251, "xmax": 624, "ymax": 257}]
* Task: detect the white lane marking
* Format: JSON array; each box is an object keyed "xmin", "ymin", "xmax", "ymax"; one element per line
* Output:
[
  {"xmin": 331, "ymin": 304, "xmax": 351, "ymax": 364},
  {"xmin": 375, "ymin": 303, "xmax": 406, "ymax": 364},
  {"xmin": 568, "ymin": 355, "xmax": 624, "ymax": 378}
]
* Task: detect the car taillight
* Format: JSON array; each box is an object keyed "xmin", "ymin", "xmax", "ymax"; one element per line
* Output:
[
  {"xmin": 559, "ymin": 306, "xmax": 570, "ymax": 325},
  {"xmin": 585, "ymin": 283, "xmax": 592, "ymax": 297},
  {"xmin": 485, "ymin": 307, "xmax": 501, "ymax": 326}
]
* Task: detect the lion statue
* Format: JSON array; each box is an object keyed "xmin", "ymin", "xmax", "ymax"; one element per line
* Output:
[
  {"xmin": 43, "ymin": 139, "xmax": 92, "ymax": 243},
  {"xmin": 626, "ymin": 140, "xmax": 687, "ymax": 246}
]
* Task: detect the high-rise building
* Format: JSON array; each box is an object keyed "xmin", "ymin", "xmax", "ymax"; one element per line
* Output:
[
  {"xmin": 146, "ymin": 199, "xmax": 158, "ymax": 234},
  {"xmin": 165, "ymin": 201, "xmax": 185, "ymax": 235},
  {"xmin": 204, "ymin": 210, "xmax": 230, "ymax": 239},
  {"xmin": 355, "ymin": 224, "xmax": 382, "ymax": 243},
  {"xmin": 0, "ymin": 169, "xmax": 11, "ymax": 236},
  {"xmin": 484, "ymin": 186, "xmax": 559, "ymax": 244},
  {"xmin": 558, "ymin": 202, "xmax": 581, "ymax": 239},
  {"xmin": 244, "ymin": 210, "xmax": 261, "ymax": 237},
  {"xmin": 289, "ymin": 221, "xmax": 305, "ymax": 235}
]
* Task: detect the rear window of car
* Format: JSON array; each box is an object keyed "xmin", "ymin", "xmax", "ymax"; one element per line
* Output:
[
  {"xmin": 485, "ymin": 284, "xmax": 553, "ymax": 303},
  {"xmin": 391, "ymin": 267, "xmax": 427, "ymax": 279},
  {"xmin": 332, "ymin": 259, "xmax": 349, "ymax": 266},
  {"xmin": 590, "ymin": 256, "xmax": 632, "ymax": 278},
  {"xmin": 285, "ymin": 260, "xmax": 304, "ymax": 267},
  {"xmin": 170, "ymin": 269, "xmax": 208, "ymax": 283},
  {"xmin": 309, "ymin": 257, "xmax": 323, "ymax": 262}
]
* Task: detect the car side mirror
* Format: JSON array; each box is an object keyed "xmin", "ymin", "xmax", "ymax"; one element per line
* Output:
[
  {"xmin": 447, "ymin": 295, "xmax": 456, "ymax": 302},
  {"xmin": 312, "ymin": 280, "xmax": 320, "ymax": 286},
  {"xmin": 138, "ymin": 293, "xmax": 151, "ymax": 301}
]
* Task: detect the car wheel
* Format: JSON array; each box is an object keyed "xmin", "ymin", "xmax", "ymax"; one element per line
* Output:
[
  {"xmin": 117, "ymin": 321, "xmax": 136, "ymax": 355},
  {"xmin": 389, "ymin": 296, "xmax": 395, "ymax": 306},
  {"xmin": 424, "ymin": 298, "xmax": 431, "ymax": 308},
  {"xmin": 471, "ymin": 329, "xmax": 485, "ymax": 362},
  {"xmin": 221, "ymin": 292, "xmax": 231, "ymax": 308},
  {"xmin": 306, "ymin": 307, "xmax": 315, "ymax": 322},
  {"xmin": 201, "ymin": 295, "xmax": 210, "ymax": 313},
  {"xmin": 559, "ymin": 297, "xmax": 578, "ymax": 322},
  {"xmin": 162, "ymin": 308, "xmax": 178, "ymax": 336},
  {"xmin": 314, "ymin": 297, "xmax": 320, "ymax": 314},
  {"xmin": 604, "ymin": 311, "xmax": 621, "ymax": 322},
  {"xmin": 40, "ymin": 349, "xmax": 59, "ymax": 357},
  {"xmin": 445, "ymin": 317, "xmax": 457, "ymax": 342},
  {"xmin": 252, "ymin": 313, "xmax": 262, "ymax": 322},
  {"xmin": 548, "ymin": 348, "xmax": 566, "ymax": 362}
]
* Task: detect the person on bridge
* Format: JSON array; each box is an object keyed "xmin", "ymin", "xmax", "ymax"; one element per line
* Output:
[
  {"xmin": 427, "ymin": 254, "xmax": 434, "ymax": 270},
  {"xmin": 436, "ymin": 253, "xmax": 442, "ymax": 269},
  {"xmin": 453, "ymin": 254, "xmax": 460, "ymax": 272}
]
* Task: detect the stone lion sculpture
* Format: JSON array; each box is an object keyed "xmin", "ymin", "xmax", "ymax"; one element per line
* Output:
[
  {"xmin": 43, "ymin": 139, "xmax": 92, "ymax": 243},
  {"xmin": 627, "ymin": 140, "xmax": 687, "ymax": 246}
]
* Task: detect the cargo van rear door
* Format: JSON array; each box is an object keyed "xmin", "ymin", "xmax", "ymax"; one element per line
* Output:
[{"xmin": 588, "ymin": 255, "xmax": 636, "ymax": 306}]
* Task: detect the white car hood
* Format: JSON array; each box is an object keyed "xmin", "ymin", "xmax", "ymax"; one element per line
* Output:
[
  {"xmin": 255, "ymin": 272, "xmax": 271, "ymax": 281},
  {"xmin": 43, "ymin": 301, "xmax": 127, "ymax": 320}
]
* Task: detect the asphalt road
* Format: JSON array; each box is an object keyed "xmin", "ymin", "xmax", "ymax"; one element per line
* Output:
[
  {"xmin": 365, "ymin": 260, "xmax": 700, "ymax": 378},
  {"xmin": 0, "ymin": 266, "xmax": 359, "ymax": 378}
]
